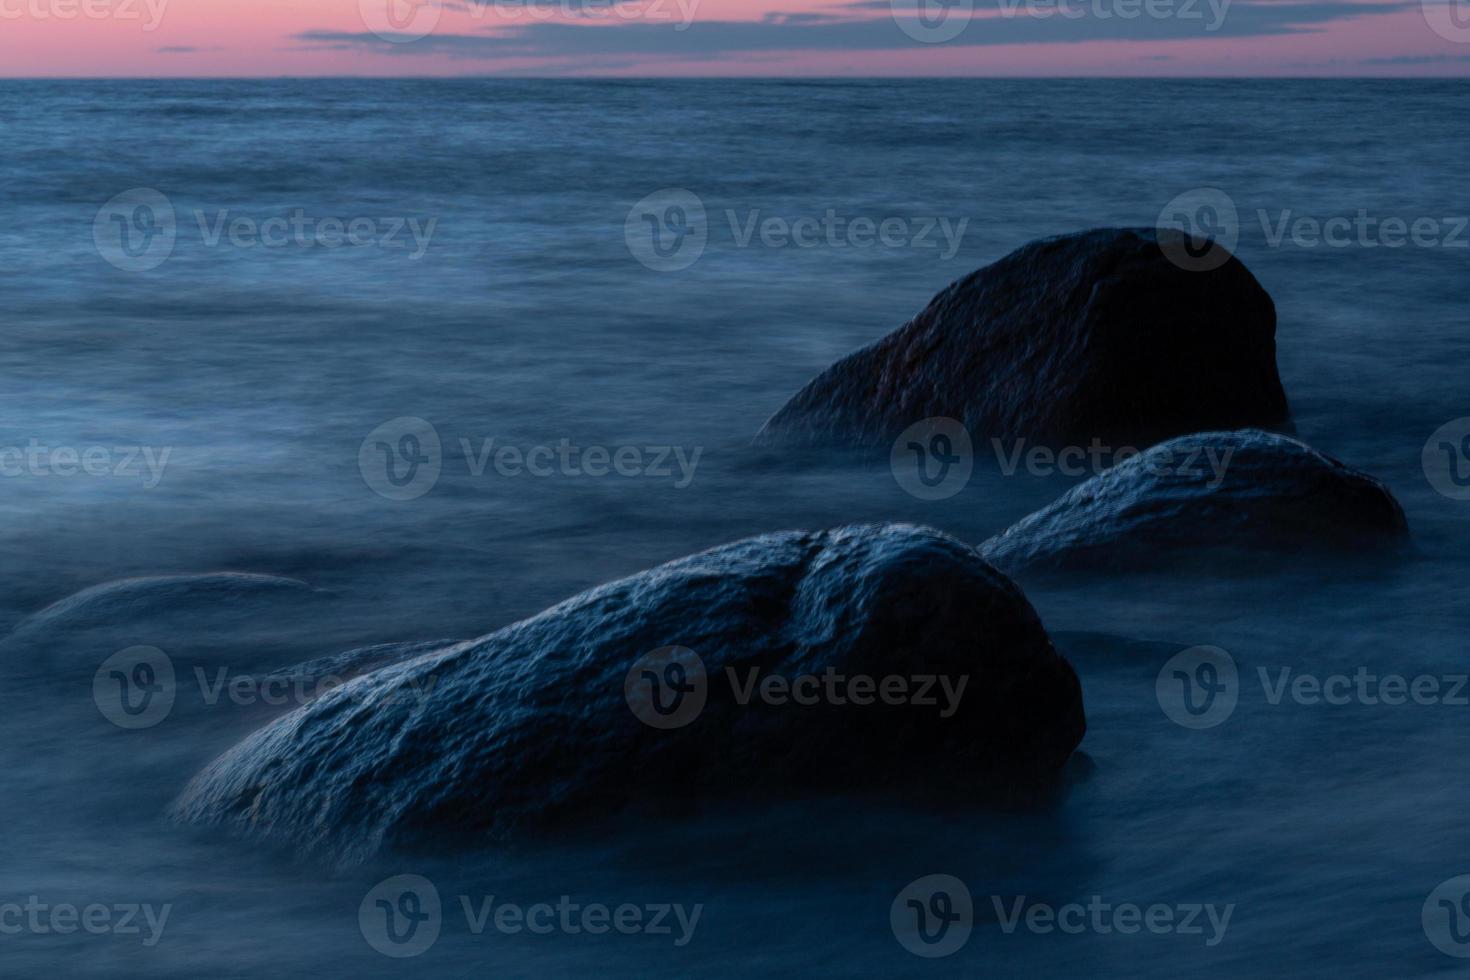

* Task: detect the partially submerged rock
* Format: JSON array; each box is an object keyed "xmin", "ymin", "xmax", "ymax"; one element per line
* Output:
[
  {"xmin": 979, "ymin": 429, "xmax": 1408, "ymax": 573},
  {"xmin": 175, "ymin": 524, "xmax": 1085, "ymax": 864},
  {"xmin": 2, "ymin": 573, "xmax": 335, "ymax": 809},
  {"xmin": 756, "ymin": 228, "xmax": 1289, "ymax": 449},
  {"xmin": 4, "ymin": 572, "xmax": 328, "ymax": 672},
  {"xmin": 12, "ymin": 573, "xmax": 317, "ymax": 636}
]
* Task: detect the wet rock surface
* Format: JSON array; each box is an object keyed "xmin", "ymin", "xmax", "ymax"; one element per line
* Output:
[
  {"xmin": 756, "ymin": 228, "xmax": 1289, "ymax": 449},
  {"xmin": 175, "ymin": 524, "xmax": 1085, "ymax": 863},
  {"xmin": 979, "ymin": 429, "xmax": 1409, "ymax": 573}
]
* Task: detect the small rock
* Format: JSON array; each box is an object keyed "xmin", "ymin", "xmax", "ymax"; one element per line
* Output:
[
  {"xmin": 979, "ymin": 429, "xmax": 1408, "ymax": 573},
  {"xmin": 4, "ymin": 572, "xmax": 328, "ymax": 672}
]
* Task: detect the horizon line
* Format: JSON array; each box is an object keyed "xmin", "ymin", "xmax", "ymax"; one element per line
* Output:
[{"xmin": 2, "ymin": 73, "xmax": 1468, "ymax": 80}]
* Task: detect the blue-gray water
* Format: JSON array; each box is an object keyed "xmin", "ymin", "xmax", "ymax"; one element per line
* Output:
[{"xmin": 1, "ymin": 79, "xmax": 1468, "ymax": 977}]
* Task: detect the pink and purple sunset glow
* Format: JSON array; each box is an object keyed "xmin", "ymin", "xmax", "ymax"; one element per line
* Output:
[{"xmin": 2, "ymin": 0, "xmax": 1468, "ymax": 75}]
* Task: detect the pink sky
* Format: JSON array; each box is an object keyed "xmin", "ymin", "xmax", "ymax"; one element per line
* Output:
[{"xmin": 1, "ymin": 0, "xmax": 1468, "ymax": 74}]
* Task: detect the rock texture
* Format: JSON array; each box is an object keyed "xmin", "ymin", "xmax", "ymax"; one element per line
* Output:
[
  {"xmin": 756, "ymin": 228, "xmax": 1289, "ymax": 448},
  {"xmin": 979, "ymin": 429, "xmax": 1408, "ymax": 573},
  {"xmin": 175, "ymin": 524, "xmax": 1085, "ymax": 864},
  {"xmin": 265, "ymin": 639, "xmax": 463, "ymax": 690}
]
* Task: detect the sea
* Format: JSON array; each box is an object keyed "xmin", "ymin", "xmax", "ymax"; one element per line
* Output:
[{"xmin": 0, "ymin": 78, "xmax": 1467, "ymax": 977}]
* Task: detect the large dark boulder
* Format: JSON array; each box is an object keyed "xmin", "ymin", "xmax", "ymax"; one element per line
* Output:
[
  {"xmin": 174, "ymin": 524, "xmax": 1085, "ymax": 864},
  {"xmin": 756, "ymin": 228, "xmax": 1289, "ymax": 449},
  {"xmin": 979, "ymin": 429, "xmax": 1408, "ymax": 573}
]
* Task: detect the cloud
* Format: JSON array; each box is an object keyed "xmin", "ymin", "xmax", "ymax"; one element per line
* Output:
[
  {"xmin": 1361, "ymin": 52, "xmax": 1470, "ymax": 64},
  {"xmin": 293, "ymin": 0, "xmax": 1412, "ymax": 61}
]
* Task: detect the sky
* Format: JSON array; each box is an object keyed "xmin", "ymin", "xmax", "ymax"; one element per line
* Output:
[{"xmin": 2, "ymin": 0, "xmax": 1470, "ymax": 75}]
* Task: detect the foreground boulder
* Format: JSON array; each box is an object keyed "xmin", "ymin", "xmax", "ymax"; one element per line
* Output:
[
  {"xmin": 756, "ymin": 228, "xmax": 1289, "ymax": 448},
  {"xmin": 264, "ymin": 638, "xmax": 462, "ymax": 689},
  {"xmin": 979, "ymin": 430, "xmax": 1408, "ymax": 573},
  {"xmin": 175, "ymin": 524, "xmax": 1085, "ymax": 864}
]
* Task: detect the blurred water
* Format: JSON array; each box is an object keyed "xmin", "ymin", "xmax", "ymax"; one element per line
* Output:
[{"xmin": 0, "ymin": 78, "xmax": 1467, "ymax": 977}]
